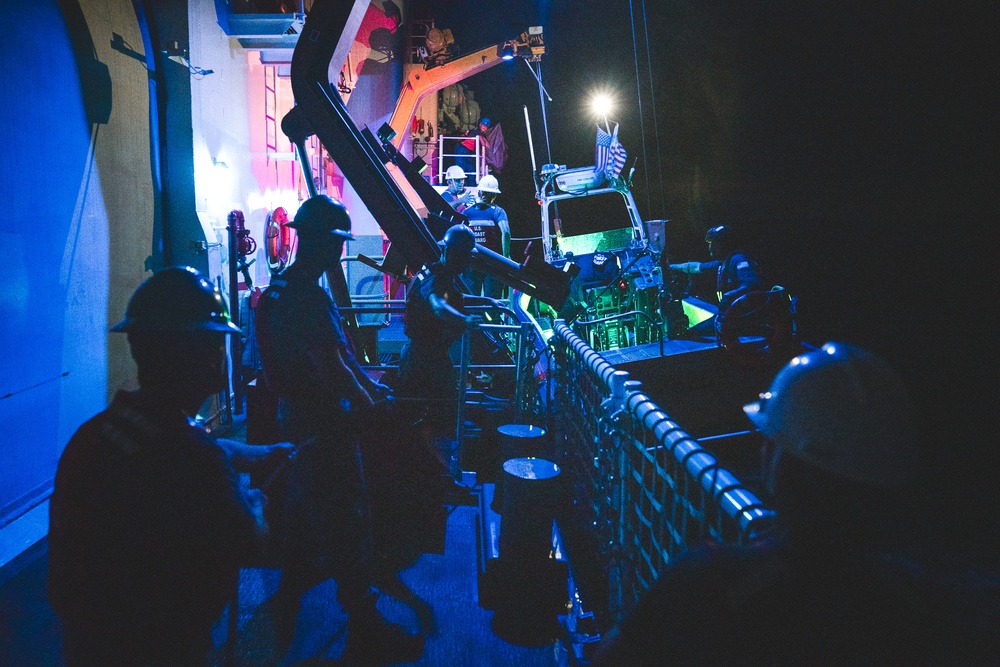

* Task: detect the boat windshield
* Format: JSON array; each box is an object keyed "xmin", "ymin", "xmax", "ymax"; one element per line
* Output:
[{"xmin": 551, "ymin": 193, "xmax": 635, "ymax": 256}]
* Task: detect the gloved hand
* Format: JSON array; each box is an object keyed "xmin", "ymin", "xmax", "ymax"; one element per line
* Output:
[
  {"xmin": 246, "ymin": 487, "xmax": 267, "ymax": 513},
  {"xmin": 465, "ymin": 314, "xmax": 485, "ymax": 330},
  {"xmin": 669, "ymin": 262, "xmax": 701, "ymax": 274},
  {"xmin": 245, "ymin": 487, "xmax": 268, "ymax": 532},
  {"xmin": 219, "ymin": 438, "xmax": 296, "ymax": 475},
  {"xmin": 370, "ymin": 381, "xmax": 393, "ymax": 401},
  {"xmin": 265, "ymin": 441, "xmax": 297, "ymax": 461},
  {"xmin": 372, "ymin": 388, "xmax": 396, "ymax": 412}
]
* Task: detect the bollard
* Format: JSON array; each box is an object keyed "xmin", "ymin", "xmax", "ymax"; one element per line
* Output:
[
  {"xmin": 498, "ymin": 457, "xmax": 561, "ymax": 561},
  {"xmin": 497, "ymin": 423, "xmax": 549, "ymax": 463},
  {"xmin": 490, "ymin": 456, "xmax": 567, "ymax": 646},
  {"xmin": 491, "ymin": 424, "xmax": 548, "ymax": 505}
]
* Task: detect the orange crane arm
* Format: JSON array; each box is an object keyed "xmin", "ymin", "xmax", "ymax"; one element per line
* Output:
[{"xmin": 388, "ymin": 28, "xmax": 543, "ymax": 148}]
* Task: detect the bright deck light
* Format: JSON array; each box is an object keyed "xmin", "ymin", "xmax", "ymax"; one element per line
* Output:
[{"xmin": 590, "ymin": 92, "xmax": 613, "ymax": 118}]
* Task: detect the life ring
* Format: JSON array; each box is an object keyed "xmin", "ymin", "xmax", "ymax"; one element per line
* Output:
[{"xmin": 265, "ymin": 207, "xmax": 292, "ymax": 274}]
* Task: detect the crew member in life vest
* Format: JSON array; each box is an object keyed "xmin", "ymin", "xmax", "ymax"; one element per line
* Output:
[
  {"xmin": 463, "ymin": 174, "xmax": 511, "ymax": 299},
  {"xmin": 670, "ymin": 224, "xmax": 761, "ymax": 336}
]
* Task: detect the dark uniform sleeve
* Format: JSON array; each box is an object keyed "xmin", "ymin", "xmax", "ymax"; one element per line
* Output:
[
  {"xmin": 295, "ymin": 286, "xmax": 350, "ymax": 356},
  {"xmin": 48, "ymin": 402, "xmax": 269, "ymax": 662},
  {"xmin": 697, "ymin": 259, "xmax": 721, "ymax": 275},
  {"xmin": 592, "ymin": 543, "xmax": 774, "ymax": 666},
  {"xmin": 259, "ymin": 282, "xmax": 354, "ymax": 403},
  {"xmin": 404, "ymin": 270, "xmax": 465, "ymax": 347},
  {"xmin": 194, "ymin": 428, "xmax": 266, "ymax": 557},
  {"xmin": 47, "ymin": 418, "xmax": 104, "ymax": 618},
  {"xmin": 720, "ymin": 253, "xmax": 762, "ymax": 310},
  {"xmin": 169, "ymin": 427, "xmax": 268, "ymax": 620}
]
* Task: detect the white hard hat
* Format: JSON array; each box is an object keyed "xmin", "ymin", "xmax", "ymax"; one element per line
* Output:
[
  {"xmin": 743, "ymin": 343, "xmax": 917, "ymax": 488},
  {"xmin": 445, "ymin": 165, "xmax": 466, "ymax": 181},
  {"xmin": 478, "ymin": 174, "xmax": 501, "ymax": 193}
]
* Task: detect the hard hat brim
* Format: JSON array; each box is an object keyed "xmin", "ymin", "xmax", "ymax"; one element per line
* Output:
[
  {"xmin": 288, "ymin": 224, "xmax": 354, "ymax": 240},
  {"xmin": 742, "ymin": 401, "xmax": 767, "ymax": 430},
  {"xmin": 110, "ymin": 319, "xmax": 241, "ymax": 334}
]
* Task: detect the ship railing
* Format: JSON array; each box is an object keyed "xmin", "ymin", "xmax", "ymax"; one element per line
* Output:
[
  {"xmin": 340, "ymin": 297, "xmax": 544, "ymax": 474},
  {"xmin": 548, "ymin": 319, "xmax": 776, "ymax": 629}
]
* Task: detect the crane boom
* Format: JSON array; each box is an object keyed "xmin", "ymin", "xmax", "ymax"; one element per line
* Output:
[{"xmin": 388, "ymin": 28, "xmax": 544, "ymax": 149}]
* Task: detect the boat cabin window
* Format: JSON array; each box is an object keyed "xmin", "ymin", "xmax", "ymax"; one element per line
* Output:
[{"xmin": 550, "ymin": 194, "xmax": 635, "ymax": 256}]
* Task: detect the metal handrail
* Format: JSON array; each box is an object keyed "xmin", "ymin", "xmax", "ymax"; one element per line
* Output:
[
  {"xmin": 550, "ymin": 318, "xmax": 776, "ymax": 627},
  {"xmin": 556, "ymin": 318, "xmax": 773, "ymax": 529},
  {"xmin": 574, "ymin": 309, "xmax": 658, "ymax": 327},
  {"xmin": 341, "ymin": 305, "xmax": 404, "ymax": 315},
  {"xmin": 437, "ymin": 134, "xmax": 486, "ymax": 183}
]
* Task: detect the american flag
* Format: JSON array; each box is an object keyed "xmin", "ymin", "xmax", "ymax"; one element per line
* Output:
[
  {"xmin": 595, "ymin": 123, "xmax": 627, "ymax": 180},
  {"xmin": 607, "ymin": 124, "xmax": 627, "ymax": 179},
  {"xmin": 595, "ymin": 124, "xmax": 613, "ymax": 176}
]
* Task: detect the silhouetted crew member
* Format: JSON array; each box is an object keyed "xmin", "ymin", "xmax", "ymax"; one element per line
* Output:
[
  {"xmin": 591, "ymin": 343, "xmax": 974, "ymax": 665},
  {"xmin": 254, "ymin": 195, "xmax": 422, "ymax": 664},
  {"xmin": 671, "ymin": 224, "xmax": 761, "ymax": 314},
  {"xmin": 463, "ymin": 174, "xmax": 510, "ymax": 298},
  {"xmin": 441, "ymin": 164, "xmax": 475, "ymax": 213},
  {"xmin": 397, "ymin": 224, "xmax": 489, "ymax": 477},
  {"xmin": 398, "ymin": 224, "xmax": 479, "ymax": 410},
  {"xmin": 48, "ymin": 267, "xmax": 270, "ymax": 665}
]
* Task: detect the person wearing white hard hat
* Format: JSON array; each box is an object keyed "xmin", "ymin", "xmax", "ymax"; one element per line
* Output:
[
  {"xmin": 590, "ymin": 343, "xmax": 993, "ymax": 665},
  {"xmin": 462, "ymin": 173, "xmax": 510, "ymax": 298},
  {"xmin": 744, "ymin": 343, "xmax": 917, "ymax": 492},
  {"xmin": 441, "ymin": 165, "xmax": 475, "ymax": 213}
]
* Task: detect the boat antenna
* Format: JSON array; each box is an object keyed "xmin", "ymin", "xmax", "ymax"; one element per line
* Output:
[
  {"xmin": 641, "ymin": 0, "xmax": 667, "ymax": 218},
  {"xmin": 523, "ymin": 59, "xmax": 553, "ymax": 163},
  {"xmin": 525, "ymin": 59, "xmax": 558, "ymax": 224},
  {"xmin": 523, "ymin": 105, "xmax": 541, "ymax": 196}
]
